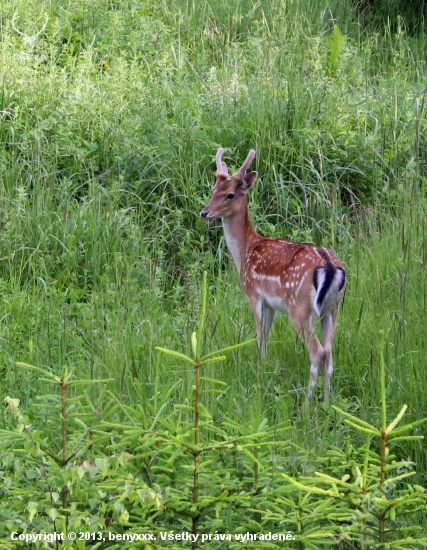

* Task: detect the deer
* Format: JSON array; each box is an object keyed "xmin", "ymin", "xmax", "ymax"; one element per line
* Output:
[{"xmin": 200, "ymin": 148, "xmax": 346, "ymax": 402}]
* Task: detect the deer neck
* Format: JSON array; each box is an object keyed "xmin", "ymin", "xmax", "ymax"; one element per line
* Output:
[{"xmin": 222, "ymin": 199, "xmax": 258, "ymax": 276}]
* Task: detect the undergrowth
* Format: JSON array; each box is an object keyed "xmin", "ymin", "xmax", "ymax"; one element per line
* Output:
[{"xmin": 1, "ymin": 273, "xmax": 426, "ymax": 549}]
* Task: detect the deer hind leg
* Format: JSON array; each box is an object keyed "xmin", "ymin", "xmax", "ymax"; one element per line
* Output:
[
  {"xmin": 289, "ymin": 308, "xmax": 325, "ymax": 399},
  {"xmin": 321, "ymin": 309, "xmax": 338, "ymax": 403},
  {"xmin": 249, "ymin": 297, "xmax": 276, "ymax": 357}
]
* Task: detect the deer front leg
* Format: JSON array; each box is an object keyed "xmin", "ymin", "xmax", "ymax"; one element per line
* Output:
[{"xmin": 249, "ymin": 296, "xmax": 276, "ymax": 357}]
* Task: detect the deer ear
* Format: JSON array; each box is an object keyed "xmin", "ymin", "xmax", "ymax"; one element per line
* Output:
[{"xmin": 241, "ymin": 171, "xmax": 258, "ymax": 193}]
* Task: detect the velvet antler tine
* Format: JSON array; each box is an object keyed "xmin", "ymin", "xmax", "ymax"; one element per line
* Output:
[
  {"xmin": 216, "ymin": 148, "xmax": 229, "ymax": 176},
  {"xmin": 232, "ymin": 149, "xmax": 256, "ymax": 180}
]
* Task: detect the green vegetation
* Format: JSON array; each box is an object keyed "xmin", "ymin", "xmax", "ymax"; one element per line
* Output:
[{"xmin": 0, "ymin": 0, "xmax": 426, "ymax": 547}]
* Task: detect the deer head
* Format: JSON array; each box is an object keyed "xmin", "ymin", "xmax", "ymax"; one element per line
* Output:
[{"xmin": 200, "ymin": 148, "xmax": 257, "ymax": 219}]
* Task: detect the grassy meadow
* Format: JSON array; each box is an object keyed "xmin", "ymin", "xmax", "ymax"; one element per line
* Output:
[{"xmin": 1, "ymin": 0, "xmax": 427, "ymax": 547}]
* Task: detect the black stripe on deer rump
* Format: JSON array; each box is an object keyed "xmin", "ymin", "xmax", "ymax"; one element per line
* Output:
[{"xmin": 313, "ymin": 263, "xmax": 346, "ymax": 314}]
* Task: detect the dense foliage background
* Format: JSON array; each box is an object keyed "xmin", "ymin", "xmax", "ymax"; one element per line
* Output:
[{"xmin": 0, "ymin": 0, "xmax": 427, "ymax": 548}]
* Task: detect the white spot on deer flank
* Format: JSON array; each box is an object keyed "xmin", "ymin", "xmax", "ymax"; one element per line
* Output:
[{"xmin": 294, "ymin": 274, "xmax": 306, "ymax": 298}]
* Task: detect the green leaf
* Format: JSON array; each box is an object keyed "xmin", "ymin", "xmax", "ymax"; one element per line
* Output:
[
  {"xmin": 331, "ymin": 405, "xmax": 378, "ymax": 432},
  {"xmin": 201, "ymin": 338, "xmax": 256, "ymax": 360},
  {"xmin": 16, "ymin": 362, "xmax": 60, "ymax": 381},
  {"xmin": 380, "ymin": 472, "xmax": 417, "ymax": 490},
  {"xmin": 199, "ymin": 355, "xmax": 226, "ymax": 365},
  {"xmin": 27, "ymin": 501, "xmax": 38, "ymax": 523},
  {"xmin": 148, "ymin": 401, "xmax": 171, "ymax": 431},
  {"xmin": 388, "ymin": 416, "xmax": 427, "ymax": 436},
  {"xmin": 155, "ymin": 347, "xmax": 194, "ymax": 364},
  {"xmin": 199, "ymin": 377, "xmax": 227, "ymax": 386},
  {"xmin": 385, "ymin": 404, "xmax": 408, "ymax": 434},
  {"xmin": 67, "ymin": 378, "xmax": 114, "ymax": 387},
  {"xmin": 281, "ymin": 474, "xmax": 333, "ymax": 495},
  {"xmin": 343, "ymin": 419, "xmax": 379, "ymax": 436},
  {"xmin": 197, "ymin": 271, "xmax": 208, "ymax": 357},
  {"xmin": 388, "ymin": 435, "xmax": 424, "ymax": 442},
  {"xmin": 48, "ymin": 508, "xmax": 59, "ymax": 521},
  {"xmin": 191, "ymin": 331, "xmax": 197, "ymax": 358},
  {"xmin": 328, "ymin": 24, "xmax": 345, "ymax": 77},
  {"xmin": 239, "ymin": 447, "xmax": 264, "ymax": 470},
  {"xmin": 314, "ymin": 471, "xmax": 354, "ymax": 489}
]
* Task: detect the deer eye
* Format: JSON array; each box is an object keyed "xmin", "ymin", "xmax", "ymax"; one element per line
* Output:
[{"xmin": 226, "ymin": 193, "xmax": 235, "ymax": 199}]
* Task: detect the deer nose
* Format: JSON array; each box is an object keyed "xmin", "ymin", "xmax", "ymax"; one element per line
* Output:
[{"xmin": 200, "ymin": 209, "xmax": 209, "ymax": 218}]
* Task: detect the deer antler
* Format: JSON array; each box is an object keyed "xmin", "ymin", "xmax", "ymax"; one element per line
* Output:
[
  {"xmin": 215, "ymin": 148, "xmax": 229, "ymax": 177},
  {"xmin": 232, "ymin": 149, "xmax": 256, "ymax": 180},
  {"xmin": 11, "ymin": 11, "xmax": 48, "ymax": 46}
]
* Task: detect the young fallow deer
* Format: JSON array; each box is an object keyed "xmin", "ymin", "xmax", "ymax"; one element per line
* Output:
[{"xmin": 200, "ymin": 148, "xmax": 346, "ymax": 402}]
